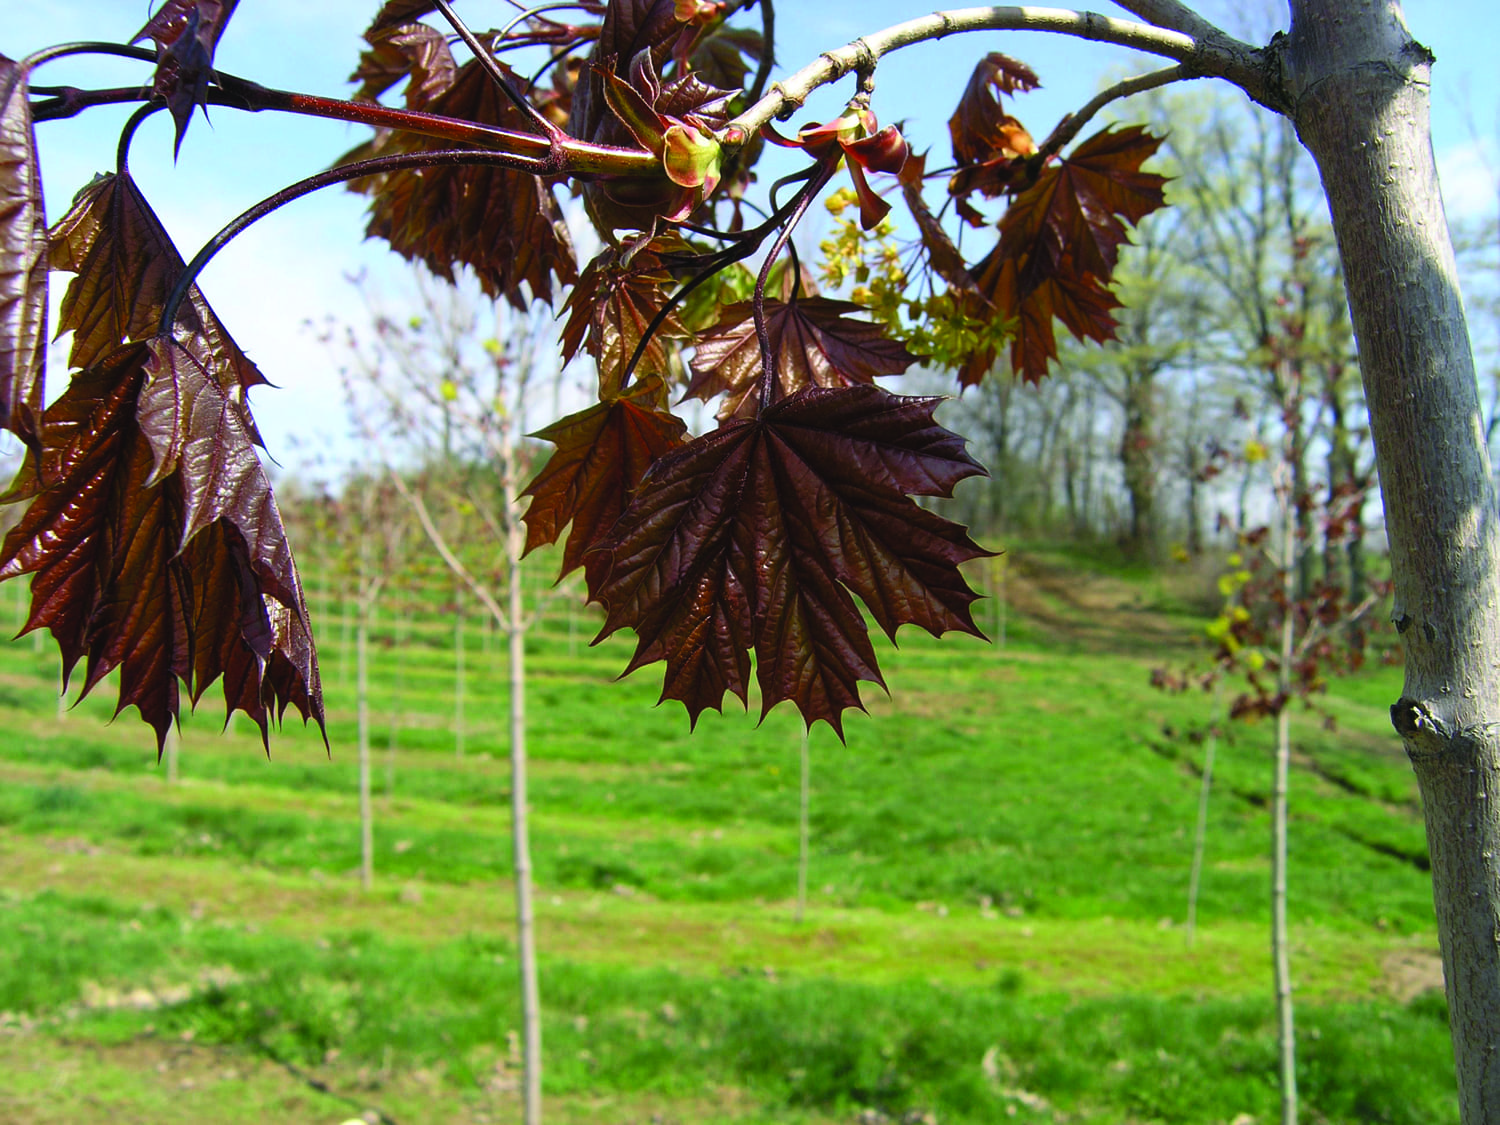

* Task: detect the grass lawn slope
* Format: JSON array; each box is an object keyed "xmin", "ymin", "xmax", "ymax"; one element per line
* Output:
[{"xmin": 0, "ymin": 549, "xmax": 1452, "ymax": 1124}]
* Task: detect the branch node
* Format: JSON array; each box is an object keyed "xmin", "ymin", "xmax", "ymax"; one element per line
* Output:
[
  {"xmin": 1394, "ymin": 696, "xmax": 1456, "ymax": 760},
  {"xmin": 770, "ymin": 81, "xmax": 799, "ymax": 121}
]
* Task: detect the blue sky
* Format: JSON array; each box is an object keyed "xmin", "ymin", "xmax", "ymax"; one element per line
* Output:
[{"xmin": 6, "ymin": 2, "xmax": 1496, "ymax": 468}]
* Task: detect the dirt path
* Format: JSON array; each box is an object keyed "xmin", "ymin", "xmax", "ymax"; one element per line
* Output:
[{"xmin": 987, "ymin": 553, "xmax": 1193, "ymax": 653}]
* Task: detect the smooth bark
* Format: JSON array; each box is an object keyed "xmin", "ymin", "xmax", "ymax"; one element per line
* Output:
[
  {"xmin": 1184, "ymin": 683, "xmax": 1219, "ymax": 948},
  {"xmin": 796, "ymin": 728, "xmax": 810, "ymax": 924},
  {"xmin": 503, "ymin": 438, "xmax": 542, "ymax": 1125},
  {"xmin": 1273, "ymin": 471, "xmax": 1299, "ymax": 1125},
  {"xmin": 1285, "ymin": 4, "xmax": 1500, "ymax": 1119},
  {"xmin": 357, "ymin": 605, "xmax": 373, "ymax": 892}
]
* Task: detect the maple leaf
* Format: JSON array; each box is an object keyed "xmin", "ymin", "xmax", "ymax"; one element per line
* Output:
[
  {"xmin": 559, "ymin": 243, "xmax": 689, "ymax": 397},
  {"xmin": 0, "ymin": 342, "xmax": 322, "ymax": 747},
  {"xmin": 521, "ymin": 375, "xmax": 686, "ymax": 579},
  {"xmin": 49, "ymin": 171, "xmax": 269, "ymax": 394},
  {"xmin": 967, "ymin": 246, "xmax": 1119, "ymax": 385},
  {"xmin": 132, "ymin": 0, "xmax": 241, "ymax": 155},
  {"xmin": 685, "ymin": 297, "xmax": 917, "ymax": 421},
  {"xmin": 962, "ymin": 124, "xmax": 1167, "ymax": 383},
  {"xmin": 140, "ymin": 339, "xmax": 322, "ymax": 729},
  {"xmin": 0, "ymin": 56, "xmax": 46, "ymax": 448},
  {"xmin": 949, "ymin": 53, "xmax": 1039, "ymax": 169},
  {"xmin": 687, "ymin": 24, "xmax": 764, "ymax": 92},
  {"xmin": 590, "ymin": 385, "xmax": 990, "ymax": 735},
  {"xmin": 1000, "ymin": 125, "xmax": 1167, "ymax": 292},
  {"xmin": 369, "ymin": 0, "xmax": 441, "ymax": 33},
  {"xmin": 344, "ymin": 50, "xmax": 578, "ymax": 308},
  {"xmin": 350, "ymin": 22, "xmax": 456, "ymax": 105}
]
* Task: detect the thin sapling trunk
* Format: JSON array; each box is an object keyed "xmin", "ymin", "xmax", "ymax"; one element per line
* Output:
[{"xmin": 1273, "ymin": 466, "xmax": 1298, "ymax": 1125}]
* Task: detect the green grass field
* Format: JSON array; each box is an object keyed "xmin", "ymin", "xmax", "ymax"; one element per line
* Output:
[{"xmin": 0, "ymin": 548, "xmax": 1455, "ymax": 1124}]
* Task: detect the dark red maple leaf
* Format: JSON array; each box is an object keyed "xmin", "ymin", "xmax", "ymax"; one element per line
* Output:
[
  {"xmin": 0, "ymin": 341, "xmax": 322, "ymax": 747},
  {"xmin": 369, "ymin": 0, "xmax": 441, "ymax": 33},
  {"xmin": 961, "ymin": 124, "xmax": 1167, "ymax": 384},
  {"xmin": 350, "ymin": 21, "xmax": 455, "ymax": 105},
  {"xmin": 685, "ymin": 297, "xmax": 917, "ymax": 421},
  {"xmin": 949, "ymin": 53, "xmax": 1039, "ymax": 168},
  {"xmin": 132, "ymin": 0, "xmax": 241, "ymax": 155},
  {"xmin": 1000, "ymin": 125, "xmax": 1167, "ymax": 293},
  {"xmin": 559, "ymin": 243, "xmax": 689, "ymax": 397},
  {"xmin": 342, "ymin": 48, "xmax": 578, "ymax": 308},
  {"xmin": 47, "ymin": 171, "xmax": 268, "ymax": 450},
  {"xmin": 0, "ymin": 56, "xmax": 46, "ymax": 448},
  {"xmin": 521, "ymin": 375, "xmax": 686, "ymax": 579},
  {"xmin": 686, "ymin": 23, "xmax": 763, "ymax": 92},
  {"xmin": 590, "ymin": 385, "xmax": 991, "ymax": 735},
  {"xmin": 966, "ymin": 247, "xmax": 1119, "ymax": 385}
]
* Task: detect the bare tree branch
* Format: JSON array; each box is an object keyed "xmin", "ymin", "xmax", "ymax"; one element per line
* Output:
[
  {"xmin": 728, "ymin": 5, "xmax": 1275, "ymax": 142},
  {"xmin": 1037, "ymin": 63, "xmax": 1190, "ymax": 159},
  {"xmin": 1108, "ymin": 0, "xmax": 1237, "ymax": 45},
  {"xmin": 386, "ymin": 469, "xmax": 511, "ymax": 631}
]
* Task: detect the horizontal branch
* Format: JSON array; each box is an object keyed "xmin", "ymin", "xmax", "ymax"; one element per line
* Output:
[
  {"xmin": 728, "ymin": 5, "xmax": 1273, "ymax": 140},
  {"xmin": 33, "ymin": 72, "xmax": 659, "ymax": 178}
]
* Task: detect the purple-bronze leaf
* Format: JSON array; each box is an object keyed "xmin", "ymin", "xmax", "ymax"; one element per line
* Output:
[
  {"xmin": 685, "ymin": 298, "xmax": 917, "ymax": 421},
  {"xmin": 521, "ymin": 376, "xmax": 686, "ymax": 579},
  {"xmin": 0, "ymin": 340, "xmax": 322, "ymax": 750},
  {"xmin": 0, "ymin": 56, "xmax": 46, "ymax": 448},
  {"xmin": 132, "ymin": 0, "xmax": 242, "ymax": 155},
  {"xmin": 0, "ymin": 344, "xmax": 189, "ymax": 745},
  {"xmin": 590, "ymin": 384, "xmax": 992, "ymax": 736},
  {"xmin": 141, "ymin": 338, "xmax": 323, "ymax": 736},
  {"xmin": 49, "ymin": 171, "xmax": 269, "ymax": 396},
  {"xmin": 344, "ymin": 53, "xmax": 578, "ymax": 308}
]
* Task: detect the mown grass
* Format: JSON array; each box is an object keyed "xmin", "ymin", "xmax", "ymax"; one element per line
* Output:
[
  {"xmin": 0, "ymin": 888, "xmax": 1455, "ymax": 1125},
  {"xmin": 0, "ymin": 550, "xmax": 1456, "ymax": 1122}
]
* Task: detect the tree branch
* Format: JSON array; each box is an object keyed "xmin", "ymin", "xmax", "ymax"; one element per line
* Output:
[
  {"xmin": 1106, "ymin": 0, "xmax": 1238, "ymax": 46},
  {"xmin": 728, "ymin": 5, "xmax": 1273, "ymax": 141},
  {"xmin": 160, "ymin": 147, "xmax": 557, "ymax": 335},
  {"xmin": 744, "ymin": 0, "xmax": 776, "ymax": 106},
  {"xmin": 1037, "ymin": 63, "xmax": 1190, "ymax": 159},
  {"xmin": 431, "ymin": 0, "xmax": 563, "ymax": 140},
  {"xmin": 387, "ymin": 470, "xmax": 511, "ymax": 633}
]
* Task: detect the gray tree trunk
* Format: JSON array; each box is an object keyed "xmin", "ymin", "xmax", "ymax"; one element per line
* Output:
[
  {"xmin": 504, "ymin": 451, "xmax": 541, "ymax": 1125},
  {"xmin": 454, "ymin": 586, "xmax": 466, "ymax": 758},
  {"xmin": 796, "ymin": 728, "xmax": 810, "ymax": 924},
  {"xmin": 1273, "ymin": 468, "xmax": 1298, "ymax": 1125},
  {"xmin": 163, "ymin": 724, "xmax": 179, "ymax": 786},
  {"xmin": 1285, "ymin": 4, "xmax": 1500, "ymax": 1119},
  {"xmin": 1185, "ymin": 682, "xmax": 1220, "ymax": 949},
  {"xmin": 357, "ymin": 604, "xmax": 373, "ymax": 892}
]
